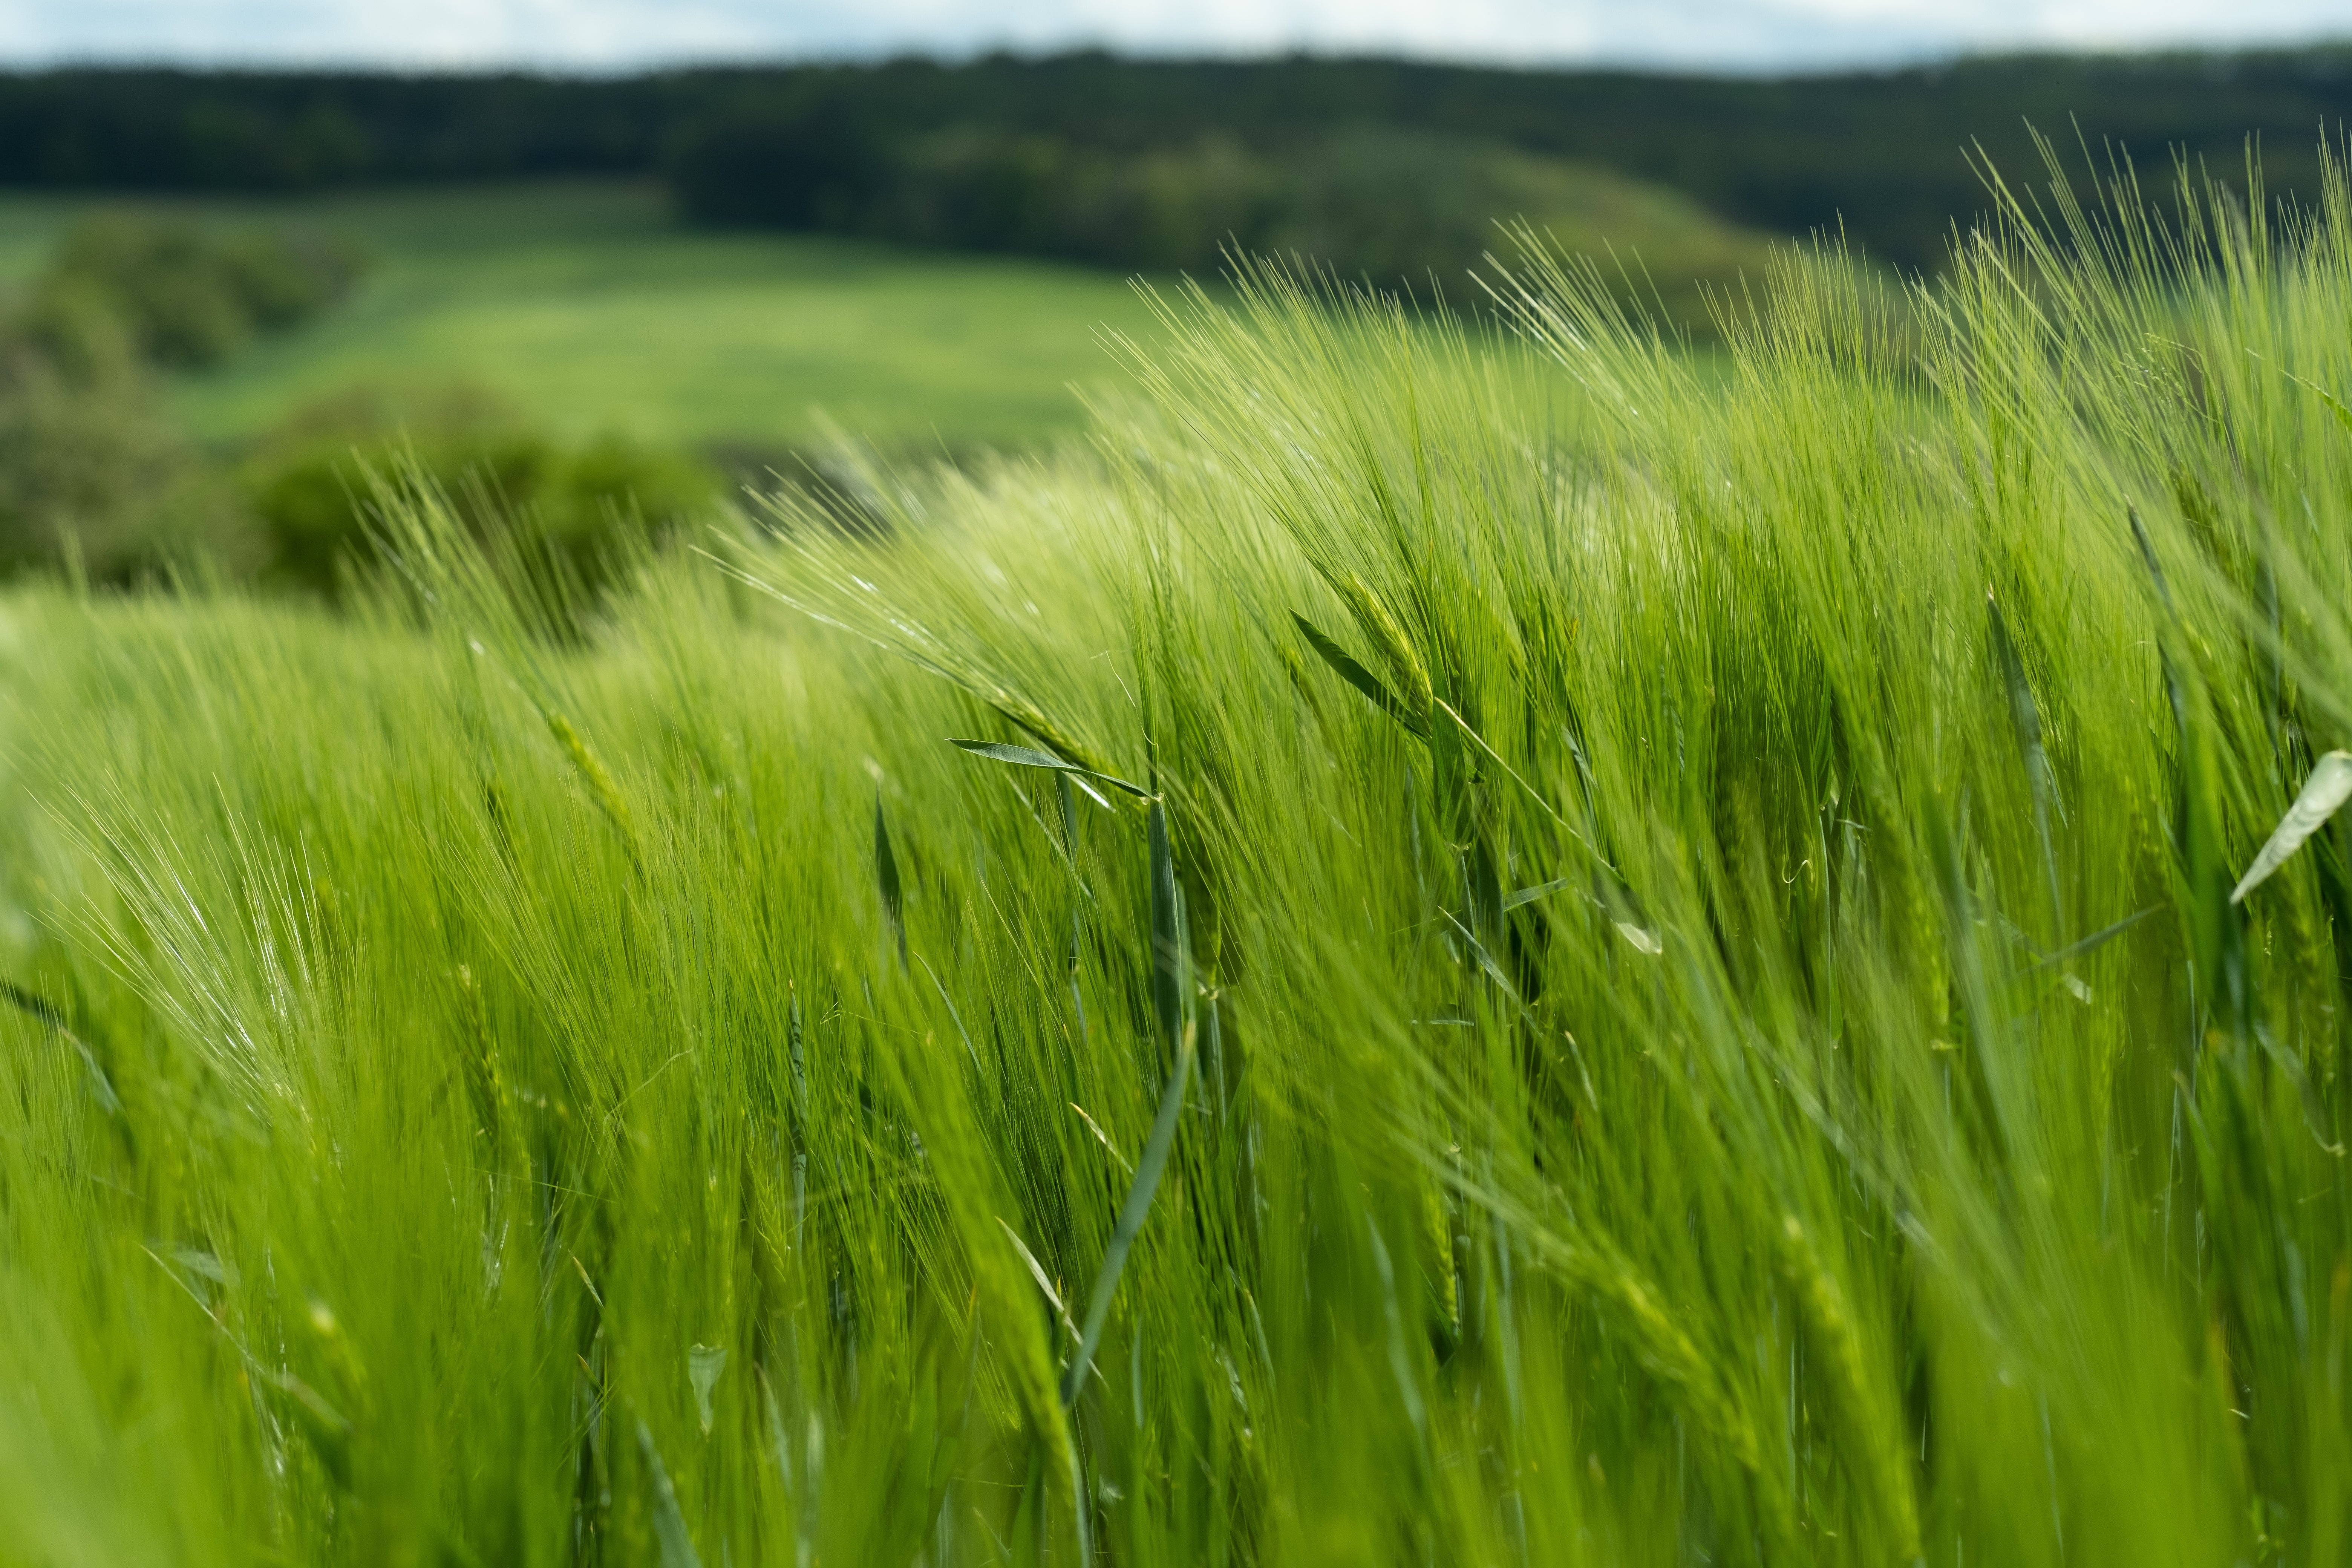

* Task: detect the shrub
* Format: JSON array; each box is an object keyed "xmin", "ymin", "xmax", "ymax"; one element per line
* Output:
[
  {"xmin": 42, "ymin": 211, "xmax": 362, "ymax": 368},
  {"xmin": 11, "ymin": 273, "xmax": 141, "ymax": 386},
  {"xmin": 0, "ymin": 210, "xmax": 361, "ymax": 586},
  {"xmin": 244, "ymin": 385, "xmax": 720, "ymax": 609},
  {"xmin": 0, "ymin": 342, "xmax": 248, "ymax": 581}
]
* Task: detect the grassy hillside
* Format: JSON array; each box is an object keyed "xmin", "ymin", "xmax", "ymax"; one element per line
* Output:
[
  {"xmin": 0, "ymin": 173, "xmax": 1760, "ymax": 593},
  {"xmin": 3, "ymin": 151, "xmax": 2350, "ymax": 1564},
  {"xmin": 2, "ymin": 175, "xmax": 1772, "ymax": 460},
  {"xmin": 0, "ymin": 182, "xmax": 1184, "ymax": 452},
  {"xmin": 675, "ymin": 121, "xmax": 1783, "ymax": 317}
]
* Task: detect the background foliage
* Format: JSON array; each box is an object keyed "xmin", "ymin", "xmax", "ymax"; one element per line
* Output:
[
  {"xmin": 2, "ymin": 49, "xmax": 2349, "ymax": 268},
  {"xmin": 244, "ymin": 382, "xmax": 718, "ymax": 604},
  {"xmin": 677, "ymin": 122, "xmax": 1775, "ymax": 309},
  {"xmin": 0, "ymin": 211, "xmax": 358, "ymax": 580}
]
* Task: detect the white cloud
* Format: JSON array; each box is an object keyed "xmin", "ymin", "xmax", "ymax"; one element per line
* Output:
[{"xmin": 0, "ymin": 0, "xmax": 2343, "ymax": 71}]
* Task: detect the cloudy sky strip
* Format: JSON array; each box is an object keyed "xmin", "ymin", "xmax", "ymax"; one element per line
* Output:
[{"xmin": 0, "ymin": 0, "xmax": 2343, "ymax": 74}]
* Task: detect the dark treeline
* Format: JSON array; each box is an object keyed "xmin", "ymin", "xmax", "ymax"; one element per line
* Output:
[{"xmin": 3, "ymin": 49, "xmax": 2349, "ymax": 268}]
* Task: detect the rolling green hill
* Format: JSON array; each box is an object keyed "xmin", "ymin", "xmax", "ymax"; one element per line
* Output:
[
  {"xmin": 2, "ymin": 182, "xmax": 1185, "ymax": 453},
  {"xmin": 0, "ymin": 176, "xmax": 1775, "ymax": 458},
  {"xmin": 170, "ymin": 182, "xmax": 1180, "ymax": 452}
]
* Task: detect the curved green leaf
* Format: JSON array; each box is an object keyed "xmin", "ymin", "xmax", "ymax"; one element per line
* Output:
[
  {"xmin": 1291, "ymin": 613, "xmax": 1429, "ymax": 739},
  {"xmin": 2232, "ymin": 750, "xmax": 2352, "ymax": 904},
  {"xmin": 947, "ymin": 738, "xmax": 1153, "ymax": 799}
]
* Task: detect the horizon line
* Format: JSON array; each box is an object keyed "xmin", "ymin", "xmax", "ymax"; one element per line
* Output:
[{"xmin": 2, "ymin": 35, "xmax": 2351, "ymax": 85}]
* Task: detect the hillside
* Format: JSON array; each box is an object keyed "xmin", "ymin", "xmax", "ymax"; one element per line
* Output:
[
  {"xmin": 2, "ymin": 49, "xmax": 2349, "ymax": 268},
  {"xmin": 0, "ymin": 183, "xmax": 1182, "ymax": 452}
]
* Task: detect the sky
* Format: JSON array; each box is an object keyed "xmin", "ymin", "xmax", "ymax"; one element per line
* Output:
[{"xmin": 0, "ymin": 0, "xmax": 2343, "ymax": 75}]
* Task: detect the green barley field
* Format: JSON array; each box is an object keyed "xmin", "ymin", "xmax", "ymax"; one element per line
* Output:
[
  {"xmin": 1, "ymin": 181, "xmax": 1179, "ymax": 452},
  {"xmin": 4, "ymin": 146, "xmax": 2352, "ymax": 1565}
]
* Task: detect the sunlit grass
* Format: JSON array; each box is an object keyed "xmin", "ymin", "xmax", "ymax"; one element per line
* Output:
[{"xmin": 2, "ymin": 144, "xmax": 2351, "ymax": 1565}]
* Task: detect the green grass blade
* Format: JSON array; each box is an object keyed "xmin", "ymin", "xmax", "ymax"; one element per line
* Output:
[
  {"xmin": 2231, "ymin": 751, "xmax": 2352, "ymax": 903},
  {"xmin": 1290, "ymin": 612, "xmax": 1430, "ymax": 739},
  {"xmin": 1989, "ymin": 589, "xmax": 2064, "ymax": 930},
  {"xmin": 1, "ymin": 982, "xmax": 119, "ymax": 1113},
  {"xmin": 874, "ymin": 793, "xmax": 908, "ymax": 971},
  {"xmin": 917, "ymin": 953, "xmax": 982, "ymax": 1070},
  {"xmin": 547, "ymin": 710, "xmax": 642, "ymax": 864},
  {"xmin": 636, "ymin": 1419, "xmax": 704, "ymax": 1568},
  {"xmin": 948, "ymin": 738, "xmax": 1153, "ymax": 799},
  {"xmin": 2128, "ymin": 505, "xmax": 2177, "ymax": 617},
  {"xmin": 1064, "ymin": 800, "xmax": 1193, "ymax": 1410},
  {"xmin": 2024, "ymin": 905, "xmax": 2161, "ymax": 969},
  {"xmin": 1060, "ymin": 1036, "xmax": 1191, "ymax": 1412},
  {"xmin": 1501, "ymin": 877, "xmax": 1573, "ymax": 911},
  {"xmin": 689, "ymin": 1345, "xmax": 727, "ymax": 1436},
  {"xmin": 997, "ymin": 1217, "xmax": 1087, "ymax": 1353},
  {"xmin": 1443, "ymin": 910, "xmax": 1522, "ymax": 1000},
  {"xmin": 2279, "ymin": 364, "xmax": 2352, "ymax": 437},
  {"xmin": 1148, "ymin": 799, "xmax": 1185, "ymax": 1056}
]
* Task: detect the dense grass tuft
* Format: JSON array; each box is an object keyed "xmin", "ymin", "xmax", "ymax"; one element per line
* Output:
[{"xmin": 3, "ymin": 144, "xmax": 2352, "ymax": 1564}]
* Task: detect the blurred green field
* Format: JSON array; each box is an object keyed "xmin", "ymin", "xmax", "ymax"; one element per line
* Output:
[{"xmin": 0, "ymin": 182, "xmax": 1181, "ymax": 453}]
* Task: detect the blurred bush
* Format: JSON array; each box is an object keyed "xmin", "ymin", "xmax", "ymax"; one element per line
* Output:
[
  {"xmin": 243, "ymin": 384, "xmax": 721, "ymax": 610},
  {"xmin": 669, "ymin": 121, "xmax": 1779, "ymax": 323},
  {"xmin": 0, "ymin": 210, "xmax": 366, "ymax": 583},
  {"xmin": 0, "ymin": 312, "xmax": 249, "ymax": 585},
  {"xmin": 0, "ymin": 384, "xmax": 248, "ymax": 584},
  {"xmin": 0, "ymin": 213, "xmax": 723, "ymax": 602},
  {"xmin": 39, "ymin": 211, "xmax": 363, "ymax": 368}
]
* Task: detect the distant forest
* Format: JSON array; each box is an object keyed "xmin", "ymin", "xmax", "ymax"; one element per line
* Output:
[{"xmin": 2, "ymin": 49, "xmax": 2349, "ymax": 270}]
